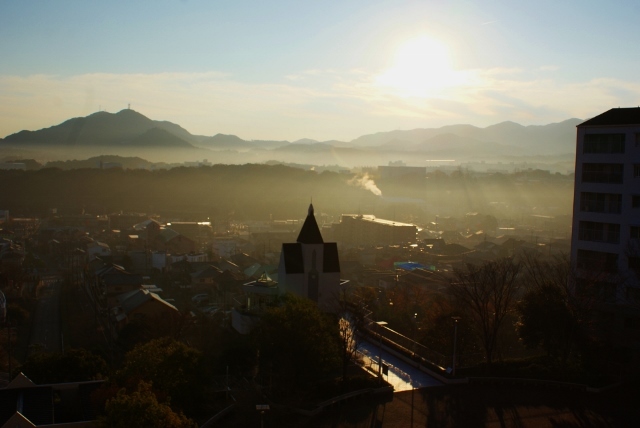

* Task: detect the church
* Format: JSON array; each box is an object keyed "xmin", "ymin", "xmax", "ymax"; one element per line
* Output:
[{"xmin": 277, "ymin": 204, "xmax": 342, "ymax": 310}]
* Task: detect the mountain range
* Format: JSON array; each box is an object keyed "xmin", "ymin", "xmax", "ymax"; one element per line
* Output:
[{"xmin": 0, "ymin": 109, "xmax": 583, "ymax": 168}]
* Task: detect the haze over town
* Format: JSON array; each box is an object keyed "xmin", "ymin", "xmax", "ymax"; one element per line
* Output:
[{"xmin": 2, "ymin": 1, "xmax": 640, "ymax": 427}]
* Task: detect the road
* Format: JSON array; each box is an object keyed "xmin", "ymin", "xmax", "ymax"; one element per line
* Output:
[
  {"xmin": 358, "ymin": 339, "xmax": 442, "ymax": 391},
  {"xmin": 29, "ymin": 278, "xmax": 62, "ymax": 354}
]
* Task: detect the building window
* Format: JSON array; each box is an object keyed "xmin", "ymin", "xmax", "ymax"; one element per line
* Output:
[
  {"xmin": 631, "ymin": 226, "xmax": 640, "ymax": 239},
  {"xmin": 578, "ymin": 221, "xmax": 620, "ymax": 243},
  {"xmin": 580, "ymin": 192, "xmax": 622, "ymax": 213},
  {"xmin": 633, "ymin": 195, "xmax": 640, "ymax": 208},
  {"xmin": 629, "ymin": 256, "xmax": 640, "ymax": 271},
  {"xmin": 576, "ymin": 249, "xmax": 618, "ymax": 273},
  {"xmin": 582, "ymin": 163, "xmax": 624, "ymax": 184},
  {"xmin": 635, "ymin": 164, "xmax": 640, "ymax": 178},
  {"xmin": 583, "ymin": 133, "xmax": 625, "ymax": 154}
]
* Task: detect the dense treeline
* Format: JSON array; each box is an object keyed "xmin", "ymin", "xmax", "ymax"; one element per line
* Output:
[
  {"xmin": 0, "ymin": 164, "xmax": 574, "ymax": 222},
  {"xmin": 0, "ymin": 164, "xmax": 374, "ymax": 220}
]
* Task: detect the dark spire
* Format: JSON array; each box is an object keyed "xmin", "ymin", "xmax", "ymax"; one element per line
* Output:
[{"xmin": 297, "ymin": 204, "xmax": 324, "ymax": 244}]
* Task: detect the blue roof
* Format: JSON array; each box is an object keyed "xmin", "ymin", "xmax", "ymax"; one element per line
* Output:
[{"xmin": 393, "ymin": 261, "xmax": 434, "ymax": 271}]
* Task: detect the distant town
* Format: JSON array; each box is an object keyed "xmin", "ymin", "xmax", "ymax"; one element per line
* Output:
[{"xmin": 0, "ymin": 108, "xmax": 639, "ymax": 427}]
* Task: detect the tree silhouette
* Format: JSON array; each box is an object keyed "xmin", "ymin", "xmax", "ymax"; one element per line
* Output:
[
  {"xmin": 449, "ymin": 258, "xmax": 521, "ymax": 369},
  {"xmin": 255, "ymin": 294, "xmax": 341, "ymax": 388},
  {"xmin": 102, "ymin": 380, "xmax": 196, "ymax": 428},
  {"xmin": 116, "ymin": 337, "xmax": 208, "ymax": 415}
]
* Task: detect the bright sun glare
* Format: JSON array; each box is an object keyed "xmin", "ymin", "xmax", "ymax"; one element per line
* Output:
[{"xmin": 376, "ymin": 36, "xmax": 463, "ymax": 98}]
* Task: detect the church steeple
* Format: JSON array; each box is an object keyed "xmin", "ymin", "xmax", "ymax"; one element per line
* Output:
[{"xmin": 296, "ymin": 203, "xmax": 324, "ymax": 244}]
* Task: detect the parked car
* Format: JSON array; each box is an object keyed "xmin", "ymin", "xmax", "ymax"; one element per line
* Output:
[{"xmin": 191, "ymin": 293, "xmax": 209, "ymax": 306}]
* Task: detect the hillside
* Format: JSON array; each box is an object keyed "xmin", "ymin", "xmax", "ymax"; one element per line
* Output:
[
  {"xmin": 350, "ymin": 119, "xmax": 582, "ymax": 154},
  {"xmin": 0, "ymin": 110, "xmax": 582, "ymax": 168},
  {"xmin": 2, "ymin": 109, "xmax": 197, "ymax": 148}
]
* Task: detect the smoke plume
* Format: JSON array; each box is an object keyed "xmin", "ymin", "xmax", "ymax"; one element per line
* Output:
[{"xmin": 349, "ymin": 173, "xmax": 382, "ymax": 196}]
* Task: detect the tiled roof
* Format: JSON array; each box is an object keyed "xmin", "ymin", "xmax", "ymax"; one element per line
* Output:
[
  {"xmin": 282, "ymin": 243, "xmax": 304, "ymax": 274},
  {"xmin": 6, "ymin": 373, "xmax": 35, "ymax": 389},
  {"xmin": 118, "ymin": 289, "xmax": 178, "ymax": 314},
  {"xmin": 0, "ymin": 375, "xmax": 105, "ymax": 427},
  {"xmin": 132, "ymin": 218, "xmax": 161, "ymax": 231},
  {"xmin": 102, "ymin": 272, "xmax": 143, "ymax": 287},
  {"xmin": 323, "ymin": 243, "xmax": 340, "ymax": 272},
  {"xmin": 95, "ymin": 264, "xmax": 126, "ymax": 277},
  {"xmin": 191, "ymin": 265, "xmax": 223, "ymax": 279},
  {"xmin": 158, "ymin": 228, "xmax": 180, "ymax": 242},
  {"xmin": 578, "ymin": 107, "xmax": 640, "ymax": 127}
]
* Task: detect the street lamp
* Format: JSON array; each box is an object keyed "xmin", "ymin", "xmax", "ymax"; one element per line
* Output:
[
  {"xmin": 256, "ymin": 404, "xmax": 269, "ymax": 428},
  {"xmin": 412, "ymin": 312, "xmax": 418, "ymax": 359},
  {"xmin": 411, "ymin": 313, "xmax": 417, "ymax": 428},
  {"xmin": 451, "ymin": 316, "xmax": 461, "ymax": 376},
  {"xmin": 375, "ymin": 321, "xmax": 388, "ymax": 383}
]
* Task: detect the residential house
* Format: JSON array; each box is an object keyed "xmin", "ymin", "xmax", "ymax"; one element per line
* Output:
[
  {"xmin": 0, "ymin": 373, "xmax": 104, "ymax": 428},
  {"xmin": 112, "ymin": 289, "xmax": 179, "ymax": 333},
  {"xmin": 86, "ymin": 241, "xmax": 111, "ymax": 261},
  {"xmin": 154, "ymin": 228, "xmax": 196, "ymax": 254},
  {"xmin": 90, "ymin": 264, "xmax": 143, "ymax": 307},
  {"xmin": 190, "ymin": 265, "xmax": 223, "ymax": 292}
]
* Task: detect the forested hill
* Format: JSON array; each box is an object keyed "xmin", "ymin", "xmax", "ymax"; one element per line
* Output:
[{"xmin": 0, "ymin": 164, "xmax": 574, "ymax": 221}]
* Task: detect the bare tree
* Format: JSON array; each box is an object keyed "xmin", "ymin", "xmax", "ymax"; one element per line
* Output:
[
  {"xmin": 333, "ymin": 281, "xmax": 365, "ymax": 386},
  {"xmin": 517, "ymin": 252, "xmax": 608, "ymax": 364},
  {"xmin": 449, "ymin": 257, "xmax": 521, "ymax": 368}
]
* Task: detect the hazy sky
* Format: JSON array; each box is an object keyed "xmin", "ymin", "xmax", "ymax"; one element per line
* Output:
[{"xmin": 2, "ymin": 0, "xmax": 640, "ymax": 141}]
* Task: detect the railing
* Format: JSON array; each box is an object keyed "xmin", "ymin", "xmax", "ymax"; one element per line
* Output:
[{"xmin": 362, "ymin": 321, "xmax": 448, "ymax": 370}]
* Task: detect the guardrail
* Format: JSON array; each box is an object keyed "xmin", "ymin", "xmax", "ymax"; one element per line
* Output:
[{"xmin": 361, "ymin": 324, "xmax": 448, "ymax": 373}]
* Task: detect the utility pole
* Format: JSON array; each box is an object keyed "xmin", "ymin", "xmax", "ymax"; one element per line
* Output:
[
  {"xmin": 452, "ymin": 316, "xmax": 461, "ymax": 376},
  {"xmin": 376, "ymin": 321, "xmax": 388, "ymax": 385},
  {"xmin": 7, "ymin": 319, "xmax": 12, "ymax": 378},
  {"xmin": 411, "ymin": 312, "xmax": 417, "ymax": 428}
]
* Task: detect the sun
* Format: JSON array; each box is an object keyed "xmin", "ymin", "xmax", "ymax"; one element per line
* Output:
[{"xmin": 376, "ymin": 36, "xmax": 462, "ymax": 98}]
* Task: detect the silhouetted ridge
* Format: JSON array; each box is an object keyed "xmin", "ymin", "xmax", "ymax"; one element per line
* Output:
[{"xmin": 2, "ymin": 109, "xmax": 197, "ymax": 149}]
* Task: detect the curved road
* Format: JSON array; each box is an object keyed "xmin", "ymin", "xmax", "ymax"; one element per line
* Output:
[{"xmin": 359, "ymin": 340, "xmax": 442, "ymax": 391}]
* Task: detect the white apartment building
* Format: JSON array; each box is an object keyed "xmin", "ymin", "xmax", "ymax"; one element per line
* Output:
[{"xmin": 571, "ymin": 108, "xmax": 640, "ymax": 319}]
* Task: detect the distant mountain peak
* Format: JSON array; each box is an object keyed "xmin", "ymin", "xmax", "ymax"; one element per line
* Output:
[
  {"xmin": 2, "ymin": 108, "xmax": 197, "ymax": 149},
  {"xmin": 293, "ymin": 138, "xmax": 318, "ymax": 145},
  {"xmin": 485, "ymin": 121, "xmax": 525, "ymax": 131},
  {"xmin": 211, "ymin": 133, "xmax": 245, "ymax": 142}
]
